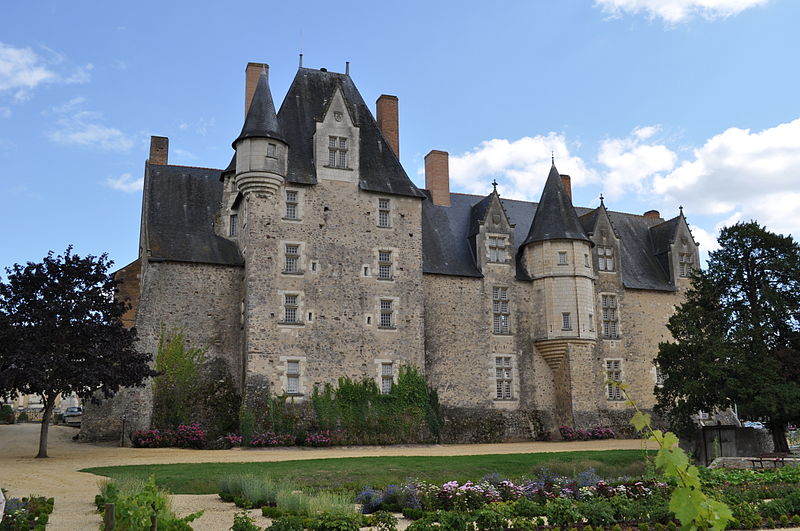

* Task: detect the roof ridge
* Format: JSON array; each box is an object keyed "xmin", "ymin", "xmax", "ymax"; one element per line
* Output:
[{"xmin": 150, "ymin": 163, "xmax": 222, "ymax": 171}]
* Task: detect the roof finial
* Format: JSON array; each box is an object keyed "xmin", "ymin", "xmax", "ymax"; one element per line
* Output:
[
  {"xmin": 551, "ymin": 151, "xmax": 555, "ymax": 165},
  {"xmin": 599, "ymin": 193, "xmax": 605, "ymax": 206},
  {"xmin": 299, "ymin": 53, "xmax": 303, "ymax": 68},
  {"xmin": 679, "ymin": 205, "xmax": 684, "ymax": 215},
  {"xmin": 492, "ymin": 179, "xmax": 498, "ymax": 193}
]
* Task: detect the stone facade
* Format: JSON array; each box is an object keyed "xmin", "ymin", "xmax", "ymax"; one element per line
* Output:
[{"xmin": 83, "ymin": 62, "xmax": 700, "ymax": 441}]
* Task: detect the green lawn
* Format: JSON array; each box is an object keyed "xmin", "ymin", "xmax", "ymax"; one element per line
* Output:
[{"xmin": 83, "ymin": 449, "xmax": 651, "ymax": 494}]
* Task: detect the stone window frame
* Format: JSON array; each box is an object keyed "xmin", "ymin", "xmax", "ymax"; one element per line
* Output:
[
  {"xmin": 278, "ymin": 290, "xmax": 304, "ymax": 326},
  {"xmin": 284, "ymin": 189, "xmax": 301, "ymax": 221},
  {"xmin": 280, "ymin": 241, "xmax": 304, "ymax": 276},
  {"xmin": 558, "ymin": 251, "xmax": 568, "ymax": 265},
  {"xmin": 492, "ymin": 286, "xmax": 510, "ymax": 335},
  {"xmin": 655, "ymin": 365, "xmax": 666, "ymax": 387},
  {"xmin": 377, "ymin": 249, "xmax": 393, "ymax": 281},
  {"xmin": 327, "ymin": 136, "xmax": 349, "ymax": 169},
  {"xmin": 267, "ymin": 142, "xmax": 278, "ymax": 158},
  {"xmin": 561, "ymin": 312, "xmax": 572, "ymax": 331},
  {"xmin": 377, "ymin": 296, "xmax": 399, "ymax": 331},
  {"xmin": 678, "ymin": 252, "xmax": 694, "ymax": 277},
  {"xmin": 375, "ymin": 358, "xmax": 395, "ymax": 394},
  {"xmin": 597, "ymin": 245, "xmax": 615, "ymax": 271},
  {"xmin": 601, "ymin": 293, "xmax": 620, "ymax": 339},
  {"xmin": 486, "ymin": 234, "xmax": 509, "ymax": 264},
  {"xmin": 229, "ymin": 213, "xmax": 238, "ymax": 237},
  {"xmin": 605, "ymin": 358, "xmax": 624, "ymax": 401},
  {"xmin": 279, "ymin": 355, "xmax": 307, "ymax": 398},
  {"xmin": 377, "ymin": 198, "xmax": 392, "ymax": 228},
  {"xmin": 494, "ymin": 355, "xmax": 514, "ymax": 401}
]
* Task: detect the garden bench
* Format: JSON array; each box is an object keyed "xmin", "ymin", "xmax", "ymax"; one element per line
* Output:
[{"xmin": 749, "ymin": 452, "xmax": 789, "ymax": 469}]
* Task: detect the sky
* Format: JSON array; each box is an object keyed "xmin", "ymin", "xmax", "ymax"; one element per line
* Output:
[{"xmin": 1, "ymin": 0, "xmax": 799, "ymax": 272}]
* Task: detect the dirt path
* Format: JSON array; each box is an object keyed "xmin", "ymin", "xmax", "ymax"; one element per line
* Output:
[{"xmin": 1, "ymin": 423, "xmax": 652, "ymax": 530}]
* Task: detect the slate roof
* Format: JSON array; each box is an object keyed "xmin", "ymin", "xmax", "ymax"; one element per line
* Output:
[
  {"xmin": 422, "ymin": 192, "xmax": 678, "ymax": 291},
  {"xmin": 522, "ymin": 164, "xmax": 592, "ymax": 245},
  {"xmin": 276, "ymin": 68, "xmax": 425, "ymax": 198},
  {"xmin": 234, "ymin": 68, "xmax": 285, "ymax": 146},
  {"xmin": 144, "ymin": 164, "xmax": 243, "ymax": 266}
]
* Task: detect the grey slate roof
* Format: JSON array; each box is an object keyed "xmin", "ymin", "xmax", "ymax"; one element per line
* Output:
[
  {"xmin": 234, "ymin": 69, "xmax": 285, "ymax": 146},
  {"xmin": 276, "ymin": 68, "xmax": 425, "ymax": 198},
  {"xmin": 422, "ymin": 192, "xmax": 677, "ymax": 291},
  {"xmin": 522, "ymin": 164, "xmax": 592, "ymax": 245},
  {"xmin": 144, "ymin": 164, "xmax": 243, "ymax": 266}
]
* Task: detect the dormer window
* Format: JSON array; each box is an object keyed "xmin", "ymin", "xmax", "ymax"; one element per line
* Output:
[
  {"xmin": 328, "ymin": 136, "xmax": 348, "ymax": 168},
  {"xmin": 679, "ymin": 253, "xmax": 694, "ymax": 277},
  {"xmin": 488, "ymin": 236, "xmax": 508, "ymax": 263},
  {"xmin": 598, "ymin": 246, "xmax": 614, "ymax": 271},
  {"xmin": 267, "ymin": 143, "xmax": 277, "ymax": 158}
]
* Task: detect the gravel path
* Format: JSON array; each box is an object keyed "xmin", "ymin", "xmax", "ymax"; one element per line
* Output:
[{"xmin": 1, "ymin": 423, "xmax": 651, "ymax": 530}]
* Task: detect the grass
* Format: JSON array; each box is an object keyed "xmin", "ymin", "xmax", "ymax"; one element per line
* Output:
[{"xmin": 83, "ymin": 450, "xmax": 651, "ymax": 495}]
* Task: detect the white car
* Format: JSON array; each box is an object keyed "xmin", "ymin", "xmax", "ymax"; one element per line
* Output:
[
  {"xmin": 743, "ymin": 421, "xmax": 764, "ymax": 429},
  {"xmin": 63, "ymin": 406, "xmax": 83, "ymax": 426}
]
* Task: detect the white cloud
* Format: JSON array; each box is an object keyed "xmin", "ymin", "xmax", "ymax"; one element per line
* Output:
[
  {"xmin": 0, "ymin": 42, "xmax": 92, "ymax": 102},
  {"xmin": 177, "ymin": 117, "xmax": 215, "ymax": 136},
  {"xmin": 0, "ymin": 42, "xmax": 56, "ymax": 101},
  {"xmin": 652, "ymin": 118, "xmax": 800, "ymax": 236},
  {"xmin": 47, "ymin": 98, "xmax": 133, "ymax": 151},
  {"xmin": 106, "ymin": 173, "xmax": 143, "ymax": 193},
  {"xmin": 438, "ymin": 133, "xmax": 599, "ymax": 201},
  {"xmin": 594, "ymin": 0, "xmax": 768, "ymax": 23},
  {"xmin": 0, "ymin": 106, "xmax": 10, "ymax": 119},
  {"xmin": 597, "ymin": 126, "xmax": 677, "ymax": 199}
]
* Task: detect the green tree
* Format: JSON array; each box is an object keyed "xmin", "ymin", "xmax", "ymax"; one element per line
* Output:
[
  {"xmin": 0, "ymin": 246, "xmax": 156, "ymax": 457},
  {"xmin": 655, "ymin": 222, "xmax": 800, "ymax": 452}
]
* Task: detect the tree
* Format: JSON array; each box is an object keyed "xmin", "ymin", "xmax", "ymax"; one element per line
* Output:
[
  {"xmin": 0, "ymin": 246, "xmax": 156, "ymax": 457},
  {"xmin": 655, "ymin": 222, "xmax": 800, "ymax": 452}
]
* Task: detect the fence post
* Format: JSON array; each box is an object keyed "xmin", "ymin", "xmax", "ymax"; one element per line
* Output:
[
  {"xmin": 103, "ymin": 502, "xmax": 115, "ymax": 530},
  {"xmin": 150, "ymin": 501, "xmax": 157, "ymax": 531}
]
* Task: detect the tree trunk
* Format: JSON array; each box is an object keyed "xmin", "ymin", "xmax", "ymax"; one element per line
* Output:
[
  {"xmin": 771, "ymin": 422, "xmax": 790, "ymax": 453},
  {"xmin": 36, "ymin": 394, "xmax": 56, "ymax": 458}
]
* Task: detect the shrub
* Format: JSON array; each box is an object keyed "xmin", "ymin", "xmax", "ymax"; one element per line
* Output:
[
  {"xmin": 304, "ymin": 431, "xmax": 333, "ymax": 447},
  {"xmin": 402, "ymin": 508, "xmax": 429, "ymax": 520},
  {"xmin": 369, "ymin": 511, "xmax": 399, "ymax": 531},
  {"xmin": 559, "ymin": 425, "xmax": 576, "ymax": 440},
  {"xmin": 96, "ymin": 475, "xmax": 201, "ymax": 530},
  {"xmin": 438, "ymin": 510, "xmax": 475, "ymax": 531},
  {"xmin": 262, "ymin": 506, "xmax": 284, "ymax": 518},
  {"xmin": 225, "ymin": 433, "xmax": 244, "ymax": 446},
  {"xmin": 251, "ymin": 432, "xmax": 295, "ymax": 447},
  {"xmin": 578, "ymin": 498, "xmax": 617, "ymax": 526},
  {"xmin": 174, "ymin": 423, "xmax": 206, "ymax": 448},
  {"xmin": 0, "ymin": 493, "xmax": 55, "ymax": 531},
  {"xmin": 473, "ymin": 509, "xmax": 506, "ymax": 531},
  {"xmin": 544, "ymin": 498, "xmax": 582, "ymax": 527},
  {"xmin": 355, "ymin": 486, "xmax": 383, "ymax": 514},
  {"xmin": 267, "ymin": 516, "xmax": 306, "ymax": 531},
  {"xmin": 509, "ymin": 517, "xmax": 537, "ymax": 530},
  {"xmin": 232, "ymin": 511, "xmax": 262, "ymax": 531},
  {"xmin": 16, "ymin": 412, "xmax": 28, "ymax": 423},
  {"xmin": 0, "ymin": 404, "xmax": 14, "ymax": 424},
  {"xmin": 513, "ymin": 497, "xmax": 544, "ymax": 517},
  {"xmin": 131, "ymin": 428, "xmax": 174, "ymax": 448},
  {"xmin": 307, "ymin": 512, "xmax": 361, "ymax": 531}
]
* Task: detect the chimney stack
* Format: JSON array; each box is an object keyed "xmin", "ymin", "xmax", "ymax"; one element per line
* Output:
[
  {"xmin": 376, "ymin": 95, "xmax": 399, "ymax": 158},
  {"xmin": 644, "ymin": 210, "xmax": 661, "ymax": 219},
  {"xmin": 560, "ymin": 174, "xmax": 572, "ymax": 202},
  {"xmin": 425, "ymin": 150, "xmax": 450, "ymax": 207},
  {"xmin": 149, "ymin": 136, "xmax": 169, "ymax": 165},
  {"xmin": 245, "ymin": 62, "xmax": 269, "ymax": 116}
]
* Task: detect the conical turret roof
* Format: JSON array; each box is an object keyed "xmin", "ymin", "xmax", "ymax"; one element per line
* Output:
[
  {"xmin": 522, "ymin": 164, "xmax": 591, "ymax": 245},
  {"xmin": 233, "ymin": 68, "xmax": 285, "ymax": 147}
]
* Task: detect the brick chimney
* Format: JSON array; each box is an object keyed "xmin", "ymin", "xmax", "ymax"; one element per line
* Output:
[
  {"xmin": 644, "ymin": 210, "xmax": 661, "ymax": 219},
  {"xmin": 149, "ymin": 136, "xmax": 168, "ymax": 165},
  {"xmin": 376, "ymin": 95, "xmax": 399, "ymax": 158},
  {"xmin": 245, "ymin": 62, "xmax": 269, "ymax": 116},
  {"xmin": 560, "ymin": 174, "xmax": 572, "ymax": 201},
  {"xmin": 425, "ymin": 150, "xmax": 450, "ymax": 207}
]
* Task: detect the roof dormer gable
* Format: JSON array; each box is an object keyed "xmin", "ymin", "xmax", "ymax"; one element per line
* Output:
[{"xmin": 314, "ymin": 85, "xmax": 360, "ymax": 182}]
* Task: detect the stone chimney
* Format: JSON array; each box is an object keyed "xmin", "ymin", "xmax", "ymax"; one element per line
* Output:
[
  {"xmin": 376, "ymin": 95, "xmax": 399, "ymax": 158},
  {"xmin": 149, "ymin": 136, "xmax": 168, "ymax": 165},
  {"xmin": 644, "ymin": 210, "xmax": 661, "ymax": 219},
  {"xmin": 560, "ymin": 174, "xmax": 572, "ymax": 201},
  {"xmin": 245, "ymin": 62, "xmax": 269, "ymax": 116},
  {"xmin": 425, "ymin": 150, "xmax": 450, "ymax": 207}
]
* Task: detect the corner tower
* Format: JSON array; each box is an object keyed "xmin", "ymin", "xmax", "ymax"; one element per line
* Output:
[{"xmin": 521, "ymin": 163, "xmax": 597, "ymax": 427}]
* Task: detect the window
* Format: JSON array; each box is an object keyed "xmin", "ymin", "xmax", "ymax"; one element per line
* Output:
[
  {"xmin": 488, "ymin": 236, "xmax": 507, "ymax": 263},
  {"xmin": 656, "ymin": 366, "xmax": 666, "ymax": 387},
  {"xmin": 588, "ymin": 313, "xmax": 594, "ymax": 331},
  {"xmin": 378, "ymin": 198, "xmax": 391, "ymax": 228},
  {"xmin": 229, "ymin": 214, "xmax": 238, "ymax": 237},
  {"xmin": 284, "ymin": 244, "xmax": 300, "ymax": 273},
  {"xmin": 558, "ymin": 251, "xmax": 568, "ymax": 265},
  {"xmin": 283, "ymin": 294, "xmax": 299, "ymax": 323},
  {"xmin": 679, "ymin": 253, "xmax": 693, "ymax": 277},
  {"xmin": 285, "ymin": 190, "xmax": 299, "ymax": 220},
  {"xmin": 378, "ymin": 250, "xmax": 392, "ymax": 280},
  {"xmin": 602, "ymin": 295, "xmax": 619, "ymax": 339},
  {"xmin": 267, "ymin": 143, "xmax": 277, "ymax": 158},
  {"xmin": 328, "ymin": 136, "xmax": 348, "ymax": 168},
  {"xmin": 598, "ymin": 246, "xmax": 614, "ymax": 271},
  {"xmin": 379, "ymin": 299, "xmax": 394, "ymax": 328},
  {"xmin": 381, "ymin": 362, "xmax": 393, "ymax": 394},
  {"xmin": 562, "ymin": 312, "xmax": 572, "ymax": 330},
  {"xmin": 495, "ymin": 356, "xmax": 513, "ymax": 400},
  {"xmin": 606, "ymin": 359, "xmax": 623, "ymax": 401},
  {"xmin": 492, "ymin": 287, "xmax": 510, "ymax": 334},
  {"xmin": 286, "ymin": 360, "xmax": 300, "ymax": 394},
  {"xmin": 584, "ymin": 253, "xmax": 590, "ymax": 267}
]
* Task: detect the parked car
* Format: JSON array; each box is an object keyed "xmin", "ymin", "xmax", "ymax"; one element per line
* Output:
[
  {"xmin": 743, "ymin": 421, "xmax": 764, "ymax": 429},
  {"xmin": 63, "ymin": 406, "xmax": 82, "ymax": 426}
]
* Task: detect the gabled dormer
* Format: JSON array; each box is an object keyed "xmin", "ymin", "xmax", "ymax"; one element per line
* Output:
[
  {"xmin": 580, "ymin": 196, "xmax": 621, "ymax": 274},
  {"xmin": 649, "ymin": 207, "xmax": 699, "ymax": 285},
  {"xmin": 314, "ymin": 84, "xmax": 360, "ymax": 183},
  {"xmin": 469, "ymin": 183, "xmax": 515, "ymax": 273}
]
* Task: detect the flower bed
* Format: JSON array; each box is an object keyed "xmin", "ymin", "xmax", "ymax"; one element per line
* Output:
[
  {"xmin": 131, "ymin": 423, "xmax": 207, "ymax": 448},
  {"xmin": 0, "ymin": 492, "xmax": 54, "ymax": 530},
  {"xmin": 559, "ymin": 425, "xmax": 616, "ymax": 441}
]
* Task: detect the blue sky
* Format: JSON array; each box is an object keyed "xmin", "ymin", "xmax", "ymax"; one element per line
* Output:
[{"xmin": 1, "ymin": 0, "xmax": 799, "ymax": 271}]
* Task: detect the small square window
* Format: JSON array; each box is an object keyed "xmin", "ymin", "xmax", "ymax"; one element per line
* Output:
[
  {"xmin": 558, "ymin": 252, "xmax": 568, "ymax": 265},
  {"xmin": 267, "ymin": 143, "xmax": 277, "ymax": 158}
]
